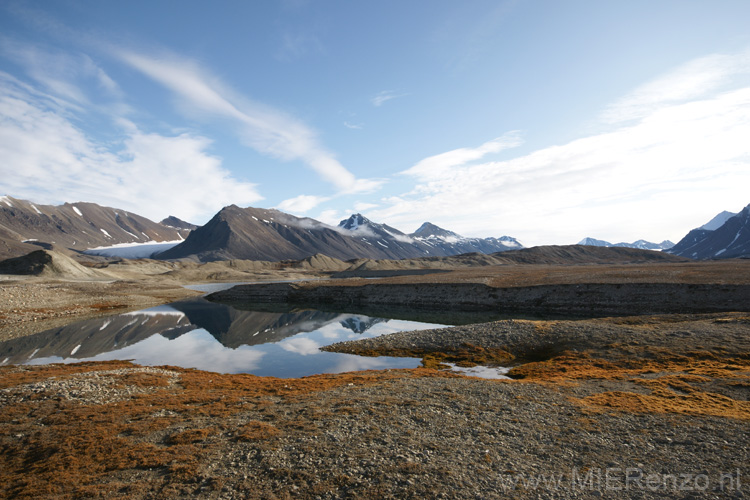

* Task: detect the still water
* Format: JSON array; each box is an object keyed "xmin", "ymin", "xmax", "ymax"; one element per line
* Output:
[{"xmin": 0, "ymin": 297, "xmax": 479, "ymax": 378}]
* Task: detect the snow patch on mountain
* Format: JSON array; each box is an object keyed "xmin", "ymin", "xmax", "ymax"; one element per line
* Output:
[
  {"xmin": 700, "ymin": 211, "xmax": 737, "ymax": 231},
  {"xmin": 578, "ymin": 237, "xmax": 674, "ymax": 251},
  {"xmin": 84, "ymin": 240, "xmax": 183, "ymax": 259},
  {"xmin": 668, "ymin": 203, "xmax": 750, "ymax": 259}
]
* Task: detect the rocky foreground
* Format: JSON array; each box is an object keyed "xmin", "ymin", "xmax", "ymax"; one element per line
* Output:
[
  {"xmin": 1, "ymin": 261, "xmax": 749, "ymax": 498},
  {"xmin": 1, "ymin": 312, "xmax": 748, "ymax": 499}
]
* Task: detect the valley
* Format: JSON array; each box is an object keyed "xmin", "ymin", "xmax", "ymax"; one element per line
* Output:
[{"xmin": 1, "ymin": 196, "xmax": 749, "ymax": 499}]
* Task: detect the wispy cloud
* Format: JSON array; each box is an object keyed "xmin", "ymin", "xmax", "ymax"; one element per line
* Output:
[
  {"xmin": 0, "ymin": 71, "xmax": 261, "ymax": 222},
  {"xmin": 0, "ymin": 38, "xmax": 121, "ymax": 106},
  {"xmin": 354, "ymin": 202, "xmax": 379, "ymax": 211},
  {"xmin": 371, "ymin": 90, "xmax": 408, "ymax": 107},
  {"xmin": 344, "ymin": 121, "xmax": 363, "ymax": 129},
  {"xmin": 276, "ymin": 194, "xmax": 330, "ymax": 214},
  {"xmin": 402, "ymin": 132, "xmax": 523, "ymax": 180},
  {"xmin": 276, "ymin": 31, "xmax": 324, "ymax": 61},
  {"xmin": 373, "ymin": 51, "xmax": 750, "ymax": 245},
  {"xmin": 602, "ymin": 50, "xmax": 750, "ymax": 124},
  {"xmin": 119, "ymin": 50, "xmax": 382, "ymax": 194}
]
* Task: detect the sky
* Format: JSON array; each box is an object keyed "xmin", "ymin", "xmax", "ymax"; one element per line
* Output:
[{"xmin": 1, "ymin": 0, "xmax": 750, "ymax": 247}]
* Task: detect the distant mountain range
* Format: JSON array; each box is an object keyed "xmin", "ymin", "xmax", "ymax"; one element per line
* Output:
[
  {"xmin": 4, "ymin": 193, "xmax": 747, "ymax": 263},
  {"xmin": 577, "ymin": 237, "xmax": 674, "ymax": 251},
  {"xmin": 0, "ymin": 196, "xmax": 521, "ymax": 262},
  {"xmin": 668, "ymin": 204, "xmax": 750, "ymax": 260},
  {"xmin": 0, "ymin": 196, "xmax": 190, "ymax": 260},
  {"xmin": 157, "ymin": 207, "xmax": 522, "ymax": 262}
]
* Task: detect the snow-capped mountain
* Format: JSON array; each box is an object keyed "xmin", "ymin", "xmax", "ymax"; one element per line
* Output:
[
  {"xmin": 337, "ymin": 214, "xmax": 522, "ymax": 258},
  {"xmin": 669, "ymin": 204, "xmax": 750, "ymax": 259},
  {"xmin": 577, "ymin": 236, "xmax": 674, "ymax": 251},
  {"xmin": 409, "ymin": 220, "xmax": 522, "ymax": 255},
  {"xmin": 158, "ymin": 209, "xmax": 522, "ymax": 262},
  {"xmin": 339, "ymin": 316, "xmax": 388, "ymax": 334},
  {"xmin": 700, "ymin": 211, "xmax": 736, "ymax": 231},
  {"xmin": 0, "ymin": 196, "xmax": 191, "ymax": 260},
  {"xmin": 577, "ymin": 237, "xmax": 611, "ymax": 247},
  {"xmin": 412, "ymin": 222, "xmax": 462, "ymax": 241}
]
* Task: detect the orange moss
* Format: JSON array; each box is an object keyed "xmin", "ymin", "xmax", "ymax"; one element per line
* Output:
[
  {"xmin": 506, "ymin": 349, "xmax": 750, "ymax": 420},
  {"xmin": 339, "ymin": 342, "xmax": 514, "ymax": 370},
  {"xmin": 0, "ymin": 361, "xmax": 461, "ymax": 498},
  {"xmin": 167, "ymin": 428, "xmax": 215, "ymax": 445},
  {"xmin": 236, "ymin": 421, "xmax": 281, "ymax": 441},
  {"xmin": 578, "ymin": 387, "xmax": 750, "ymax": 420}
]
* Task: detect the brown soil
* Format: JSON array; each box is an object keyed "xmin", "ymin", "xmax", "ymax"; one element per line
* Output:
[{"xmin": 303, "ymin": 259, "xmax": 750, "ymax": 287}]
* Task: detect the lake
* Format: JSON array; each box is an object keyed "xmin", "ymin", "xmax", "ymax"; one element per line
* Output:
[{"xmin": 0, "ymin": 297, "xmax": 510, "ymax": 378}]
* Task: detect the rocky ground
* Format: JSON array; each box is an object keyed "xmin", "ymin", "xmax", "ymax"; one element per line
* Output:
[
  {"xmin": 0, "ymin": 262, "xmax": 748, "ymax": 498},
  {"xmin": 1, "ymin": 313, "xmax": 748, "ymax": 499},
  {"xmin": 0, "ymin": 278, "xmax": 202, "ymax": 342}
]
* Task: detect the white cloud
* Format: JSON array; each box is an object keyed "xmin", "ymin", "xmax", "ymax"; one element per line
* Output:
[
  {"xmin": 371, "ymin": 90, "xmax": 408, "ymax": 107},
  {"xmin": 0, "ymin": 39, "xmax": 121, "ymax": 106},
  {"xmin": 119, "ymin": 51, "xmax": 382, "ymax": 194},
  {"xmin": 344, "ymin": 121, "xmax": 363, "ymax": 129},
  {"xmin": 316, "ymin": 209, "xmax": 343, "ymax": 226},
  {"xmin": 354, "ymin": 202, "xmax": 379, "ymax": 211},
  {"xmin": 602, "ymin": 50, "xmax": 750, "ymax": 124},
  {"xmin": 0, "ymin": 72, "xmax": 262, "ymax": 222},
  {"xmin": 402, "ymin": 132, "xmax": 523, "ymax": 180},
  {"xmin": 277, "ymin": 336, "xmax": 320, "ymax": 356},
  {"xmin": 372, "ymin": 51, "xmax": 750, "ymax": 246},
  {"xmin": 276, "ymin": 194, "xmax": 330, "ymax": 214}
]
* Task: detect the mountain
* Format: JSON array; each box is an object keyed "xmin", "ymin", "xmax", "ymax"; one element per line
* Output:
[
  {"xmin": 160, "ymin": 216, "xmax": 198, "ymax": 231},
  {"xmin": 615, "ymin": 240, "xmax": 675, "ymax": 251},
  {"xmin": 577, "ymin": 237, "xmax": 674, "ymax": 251},
  {"xmin": 669, "ymin": 204, "xmax": 750, "ymax": 259},
  {"xmin": 700, "ymin": 211, "xmax": 736, "ymax": 231},
  {"xmin": 577, "ymin": 237, "xmax": 611, "ymax": 247},
  {"xmin": 409, "ymin": 220, "xmax": 522, "ymax": 254},
  {"xmin": 336, "ymin": 213, "xmax": 429, "ymax": 258},
  {"xmin": 337, "ymin": 214, "xmax": 522, "ymax": 257},
  {"xmin": 0, "ymin": 196, "xmax": 191, "ymax": 259},
  {"xmin": 157, "ymin": 205, "xmax": 394, "ymax": 262},
  {"xmin": 158, "ymin": 207, "xmax": 523, "ymax": 262},
  {"xmin": 0, "ymin": 249, "xmax": 111, "ymax": 279}
]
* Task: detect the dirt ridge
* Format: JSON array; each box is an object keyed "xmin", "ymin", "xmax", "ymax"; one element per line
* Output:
[{"xmin": 208, "ymin": 281, "xmax": 750, "ymax": 316}]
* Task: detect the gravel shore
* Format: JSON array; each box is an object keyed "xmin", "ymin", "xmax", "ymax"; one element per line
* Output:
[
  {"xmin": 1, "ymin": 312, "xmax": 748, "ymax": 499},
  {"xmin": 0, "ymin": 279, "xmax": 201, "ymax": 342}
]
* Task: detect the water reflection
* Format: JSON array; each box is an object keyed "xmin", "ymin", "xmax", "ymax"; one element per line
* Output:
[{"xmin": 0, "ymin": 298, "xmax": 445, "ymax": 377}]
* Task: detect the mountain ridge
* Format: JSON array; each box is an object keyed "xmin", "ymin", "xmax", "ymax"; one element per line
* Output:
[
  {"xmin": 577, "ymin": 237, "xmax": 674, "ymax": 251},
  {"xmin": 0, "ymin": 196, "xmax": 191, "ymax": 260},
  {"xmin": 669, "ymin": 204, "xmax": 750, "ymax": 259},
  {"xmin": 158, "ymin": 207, "xmax": 522, "ymax": 262}
]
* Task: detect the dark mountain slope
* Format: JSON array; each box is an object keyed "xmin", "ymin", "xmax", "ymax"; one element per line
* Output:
[
  {"xmin": 494, "ymin": 245, "xmax": 689, "ymax": 265},
  {"xmin": 157, "ymin": 206, "xmax": 397, "ymax": 262},
  {"xmin": 669, "ymin": 204, "xmax": 750, "ymax": 259},
  {"xmin": 160, "ymin": 216, "xmax": 197, "ymax": 231},
  {"xmin": 160, "ymin": 207, "xmax": 525, "ymax": 262},
  {"xmin": 0, "ymin": 196, "xmax": 190, "ymax": 259}
]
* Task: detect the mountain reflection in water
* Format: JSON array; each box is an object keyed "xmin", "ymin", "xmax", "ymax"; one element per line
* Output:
[{"xmin": 0, "ymin": 298, "xmax": 446, "ymax": 377}]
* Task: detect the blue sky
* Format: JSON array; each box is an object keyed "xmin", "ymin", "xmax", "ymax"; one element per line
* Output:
[{"xmin": 2, "ymin": 0, "xmax": 750, "ymax": 246}]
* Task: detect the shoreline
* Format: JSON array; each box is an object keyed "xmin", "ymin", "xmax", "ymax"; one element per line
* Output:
[{"xmin": 208, "ymin": 281, "xmax": 750, "ymax": 316}]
